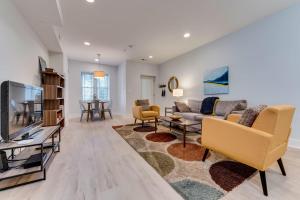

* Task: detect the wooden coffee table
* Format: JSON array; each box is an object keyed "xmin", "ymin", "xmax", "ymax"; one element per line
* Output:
[{"xmin": 160, "ymin": 116, "xmax": 201, "ymax": 148}]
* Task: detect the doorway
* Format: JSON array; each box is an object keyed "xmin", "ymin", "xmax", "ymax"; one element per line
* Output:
[{"xmin": 141, "ymin": 75, "xmax": 155, "ymax": 104}]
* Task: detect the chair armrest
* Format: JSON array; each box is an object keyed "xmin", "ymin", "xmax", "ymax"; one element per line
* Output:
[
  {"xmin": 202, "ymin": 117, "xmax": 273, "ymax": 170},
  {"xmin": 132, "ymin": 106, "xmax": 143, "ymax": 119},
  {"xmin": 227, "ymin": 114, "xmax": 242, "ymax": 123},
  {"xmin": 150, "ymin": 105, "xmax": 160, "ymax": 115}
]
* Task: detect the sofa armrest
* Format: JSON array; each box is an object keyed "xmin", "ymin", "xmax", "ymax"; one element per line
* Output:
[
  {"xmin": 227, "ymin": 114, "xmax": 242, "ymax": 123},
  {"xmin": 150, "ymin": 105, "xmax": 160, "ymax": 115},
  {"xmin": 132, "ymin": 106, "xmax": 143, "ymax": 119},
  {"xmin": 202, "ymin": 117, "xmax": 272, "ymax": 170}
]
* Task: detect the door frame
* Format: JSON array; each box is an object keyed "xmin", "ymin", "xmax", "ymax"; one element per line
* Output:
[{"xmin": 140, "ymin": 75, "xmax": 156, "ymax": 104}]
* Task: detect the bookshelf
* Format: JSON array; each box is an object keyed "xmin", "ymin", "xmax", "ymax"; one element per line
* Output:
[{"xmin": 42, "ymin": 71, "xmax": 65, "ymax": 129}]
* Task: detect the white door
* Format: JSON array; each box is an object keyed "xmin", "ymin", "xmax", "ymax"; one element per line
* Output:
[{"xmin": 141, "ymin": 76, "xmax": 155, "ymax": 104}]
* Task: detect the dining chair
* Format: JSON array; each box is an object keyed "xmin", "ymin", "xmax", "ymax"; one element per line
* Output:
[
  {"xmin": 79, "ymin": 101, "xmax": 91, "ymax": 122},
  {"xmin": 92, "ymin": 100, "xmax": 102, "ymax": 120},
  {"xmin": 103, "ymin": 101, "xmax": 113, "ymax": 119}
]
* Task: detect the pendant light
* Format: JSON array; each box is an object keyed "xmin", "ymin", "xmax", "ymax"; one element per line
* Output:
[{"xmin": 94, "ymin": 53, "xmax": 105, "ymax": 78}]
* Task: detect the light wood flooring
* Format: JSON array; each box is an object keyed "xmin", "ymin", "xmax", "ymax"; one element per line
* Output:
[{"xmin": 0, "ymin": 115, "xmax": 299, "ymax": 200}]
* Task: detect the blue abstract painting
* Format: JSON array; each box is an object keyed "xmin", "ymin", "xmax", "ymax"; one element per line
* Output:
[{"xmin": 204, "ymin": 66, "xmax": 229, "ymax": 95}]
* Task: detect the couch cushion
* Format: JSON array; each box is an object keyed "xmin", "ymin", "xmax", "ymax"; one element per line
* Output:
[
  {"xmin": 175, "ymin": 101, "xmax": 191, "ymax": 112},
  {"xmin": 174, "ymin": 112, "xmax": 200, "ymax": 121},
  {"xmin": 188, "ymin": 99, "xmax": 202, "ymax": 113},
  {"xmin": 194, "ymin": 114, "xmax": 206, "ymax": 121},
  {"xmin": 142, "ymin": 111, "xmax": 159, "ymax": 118},
  {"xmin": 135, "ymin": 99, "xmax": 150, "ymax": 111},
  {"xmin": 238, "ymin": 105, "xmax": 267, "ymax": 127},
  {"xmin": 215, "ymin": 100, "xmax": 247, "ymax": 116}
]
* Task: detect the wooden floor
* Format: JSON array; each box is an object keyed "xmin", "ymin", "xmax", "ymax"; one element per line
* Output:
[{"xmin": 0, "ymin": 115, "xmax": 299, "ymax": 200}]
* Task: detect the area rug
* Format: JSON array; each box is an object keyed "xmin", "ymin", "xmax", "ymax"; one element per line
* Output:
[{"xmin": 112, "ymin": 123, "xmax": 256, "ymax": 200}]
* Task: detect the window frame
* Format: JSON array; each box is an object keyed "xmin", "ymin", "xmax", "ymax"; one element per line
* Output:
[{"xmin": 81, "ymin": 72, "xmax": 110, "ymax": 101}]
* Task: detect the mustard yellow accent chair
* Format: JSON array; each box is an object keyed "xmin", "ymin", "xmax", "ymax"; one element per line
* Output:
[
  {"xmin": 132, "ymin": 100, "xmax": 160, "ymax": 126},
  {"xmin": 201, "ymin": 105, "xmax": 295, "ymax": 196}
]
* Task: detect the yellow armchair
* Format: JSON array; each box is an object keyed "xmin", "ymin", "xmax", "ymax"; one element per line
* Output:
[
  {"xmin": 201, "ymin": 105, "xmax": 295, "ymax": 196},
  {"xmin": 132, "ymin": 100, "xmax": 160, "ymax": 126}
]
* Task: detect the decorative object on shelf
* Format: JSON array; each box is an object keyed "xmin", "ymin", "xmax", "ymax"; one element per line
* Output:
[
  {"xmin": 38, "ymin": 56, "xmax": 47, "ymax": 73},
  {"xmin": 204, "ymin": 66, "xmax": 229, "ymax": 95},
  {"xmin": 168, "ymin": 76, "xmax": 179, "ymax": 93},
  {"xmin": 38, "ymin": 56, "xmax": 47, "ymax": 84},
  {"xmin": 159, "ymin": 84, "xmax": 166, "ymax": 97}
]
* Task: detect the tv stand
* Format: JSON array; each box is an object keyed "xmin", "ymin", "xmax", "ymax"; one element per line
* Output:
[{"xmin": 0, "ymin": 126, "xmax": 60, "ymax": 191}]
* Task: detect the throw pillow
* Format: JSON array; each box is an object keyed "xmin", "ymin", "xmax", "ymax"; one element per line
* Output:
[
  {"xmin": 136, "ymin": 99, "xmax": 150, "ymax": 111},
  {"xmin": 223, "ymin": 103, "xmax": 244, "ymax": 119},
  {"xmin": 175, "ymin": 101, "xmax": 191, "ymax": 112},
  {"xmin": 212, "ymin": 99, "xmax": 220, "ymax": 115},
  {"xmin": 238, "ymin": 105, "xmax": 267, "ymax": 127},
  {"xmin": 200, "ymin": 97, "xmax": 220, "ymax": 115}
]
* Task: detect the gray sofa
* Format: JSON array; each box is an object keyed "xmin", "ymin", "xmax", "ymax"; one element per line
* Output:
[{"xmin": 172, "ymin": 99, "xmax": 247, "ymax": 122}]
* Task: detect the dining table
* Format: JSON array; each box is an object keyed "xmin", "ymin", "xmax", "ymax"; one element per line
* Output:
[{"xmin": 85, "ymin": 100, "xmax": 109, "ymax": 122}]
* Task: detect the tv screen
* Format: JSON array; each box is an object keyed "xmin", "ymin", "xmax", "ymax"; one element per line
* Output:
[{"xmin": 1, "ymin": 81, "xmax": 43, "ymax": 142}]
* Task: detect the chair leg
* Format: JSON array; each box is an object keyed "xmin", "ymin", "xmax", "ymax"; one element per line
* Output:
[
  {"xmin": 80, "ymin": 112, "xmax": 83, "ymax": 122},
  {"xmin": 259, "ymin": 171, "xmax": 268, "ymax": 196},
  {"xmin": 134, "ymin": 118, "xmax": 137, "ymax": 124},
  {"xmin": 142, "ymin": 121, "xmax": 144, "ymax": 127},
  {"xmin": 277, "ymin": 158, "xmax": 286, "ymax": 176},
  {"xmin": 109, "ymin": 110, "xmax": 112, "ymax": 119},
  {"xmin": 202, "ymin": 149, "xmax": 209, "ymax": 162}
]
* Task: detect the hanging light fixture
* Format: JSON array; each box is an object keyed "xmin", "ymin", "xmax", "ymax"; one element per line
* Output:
[{"xmin": 94, "ymin": 53, "xmax": 105, "ymax": 78}]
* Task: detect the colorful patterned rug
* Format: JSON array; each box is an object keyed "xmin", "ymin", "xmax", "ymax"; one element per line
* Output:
[{"xmin": 112, "ymin": 123, "xmax": 256, "ymax": 200}]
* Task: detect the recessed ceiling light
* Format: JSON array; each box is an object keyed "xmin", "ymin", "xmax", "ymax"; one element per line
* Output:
[
  {"xmin": 149, "ymin": 56, "xmax": 153, "ymax": 59},
  {"xmin": 94, "ymin": 58, "xmax": 99, "ymax": 62},
  {"xmin": 86, "ymin": 0, "xmax": 95, "ymax": 3},
  {"xmin": 183, "ymin": 33, "xmax": 191, "ymax": 38},
  {"xmin": 84, "ymin": 41, "xmax": 91, "ymax": 46}
]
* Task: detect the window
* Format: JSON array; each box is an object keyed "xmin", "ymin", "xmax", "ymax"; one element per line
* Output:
[{"xmin": 81, "ymin": 72, "xmax": 110, "ymax": 101}]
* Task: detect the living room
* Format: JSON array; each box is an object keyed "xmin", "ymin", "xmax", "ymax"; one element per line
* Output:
[{"xmin": 0, "ymin": 0, "xmax": 300, "ymax": 199}]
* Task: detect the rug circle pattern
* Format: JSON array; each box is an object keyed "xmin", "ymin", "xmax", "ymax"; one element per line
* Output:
[
  {"xmin": 146, "ymin": 132, "xmax": 177, "ymax": 142},
  {"xmin": 127, "ymin": 138, "xmax": 146, "ymax": 149},
  {"xmin": 167, "ymin": 143, "xmax": 209, "ymax": 161},
  {"xmin": 171, "ymin": 179, "xmax": 224, "ymax": 200},
  {"xmin": 140, "ymin": 152, "xmax": 175, "ymax": 176},
  {"xmin": 209, "ymin": 161, "xmax": 256, "ymax": 191},
  {"xmin": 133, "ymin": 126, "xmax": 157, "ymax": 132}
]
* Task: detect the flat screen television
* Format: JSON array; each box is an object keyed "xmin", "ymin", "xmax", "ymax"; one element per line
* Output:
[{"xmin": 1, "ymin": 81, "xmax": 43, "ymax": 142}]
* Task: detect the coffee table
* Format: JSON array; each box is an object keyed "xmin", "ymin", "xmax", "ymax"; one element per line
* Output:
[{"xmin": 160, "ymin": 116, "xmax": 201, "ymax": 147}]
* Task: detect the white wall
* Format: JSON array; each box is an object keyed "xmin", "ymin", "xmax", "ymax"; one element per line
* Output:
[
  {"xmin": 0, "ymin": 0, "xmax": 49, "ymax": 86},
  {"xmin": 117, "ymin": 61, "xmax": 127, "ymax": 114},
  {"xmin": 68, "ymin": 59, "xmax": 119, "ymax": 118},
  {"xmin": 157, "ymin": 5, "xmax": 300, "ymax": 146},
  {"xmin": 0, "ymin": 0, "xmax": 49, "ymax": 139},
  {"xmin": 49, "ymin": 52, "xmax": 64, "ymax": 75},
  {"xmin": 125, "ymin": 61, "xmax": 159, "ymax": 113}
]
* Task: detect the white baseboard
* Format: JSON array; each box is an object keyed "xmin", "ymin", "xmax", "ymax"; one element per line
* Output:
[{"xmin": 288, "ymin": 138, "xmax": 300, "ymax": 149}]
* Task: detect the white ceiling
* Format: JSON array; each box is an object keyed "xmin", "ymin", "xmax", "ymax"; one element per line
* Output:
[
  {"xmin": 14, "ymin": 0, "xmax": 300, "ymax": 66},
  {"xmin": 13, "ymin": 0, "xmax": 64, "ymax": 52}
]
